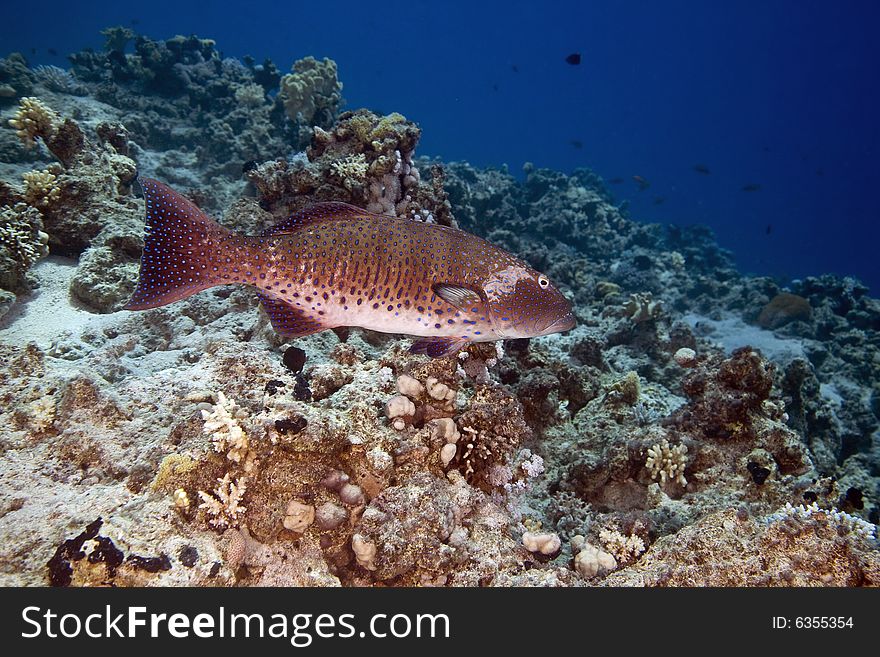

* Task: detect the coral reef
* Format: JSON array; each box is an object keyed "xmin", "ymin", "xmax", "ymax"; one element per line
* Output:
[{"xmin": 0, "ymin": 28, "xmax": 877, "ymax": 589}]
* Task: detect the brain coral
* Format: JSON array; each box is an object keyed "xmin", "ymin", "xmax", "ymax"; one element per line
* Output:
[{"xmin": 757, "ymin": 292, "xmax": 811, "ymax": 329}]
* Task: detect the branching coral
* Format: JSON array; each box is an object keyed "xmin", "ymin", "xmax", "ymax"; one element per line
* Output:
[
  {"xmin": 201, "ymin": 391, "xmax": 254, "ymax": 470},
  {"xmin": 0, "ymin": 203, "xmax": 49, "ymax": 291},
  {"xmin": 22, "ymin": 169, "xmax": 61, "ymax": 209},
  {"xmin": 599, "ymin": 528, "xmax": 646, "ymax": 565},
  {"xmin": 645, "ymin": 438, "xmax": 688, "ymax": 486},
  {"xmin": 330, "ymin": 153, "xmax": 368, "ymax": 189},
  {"xmin": 234, "ymin": 82, "xmax": 266, "ymax": 108},
  {"xmin": 279, "ymin": 56, "xmax": 342, "ymax": 128},
  {"xmin": 198, "ymin": 473, "xmax": 248, "ymax": 529},
  {"xmin": 766, "ymin": 502, "xmax": 876, "ymax": 540},
  {"xmin": 8, "ymin": 96, "xmax": 58, "ymax": 147}
]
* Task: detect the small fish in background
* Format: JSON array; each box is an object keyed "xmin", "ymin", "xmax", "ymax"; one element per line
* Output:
[
  {"xmin": 741, "ymin": 183, "xmax": 762, "ymax": 192},
  {"xmin": 125, "ymin": 179, "xmax": 576, "ymax": 359},
  {"xmin": 565, "ymin": 53, "xmax": 581, "ymax": 65},
  {"xmin": 633, "ymin": 175, "xmax": 650, "ymax": 191},
  {"xmin": 816, "ymin": 168, "xmax": 824, "ymax": 176},
  {"xmin": 652, "ymin": 196, "xmax": 666, "ymax": 205},
  {"xmin": 511, "ymin": 64, "xmax": 519, "ymax": 73},
  {"xmin": 30, "ymin": 48, "xmax": 36, "ymax": 55},
  {"xmin": 48, "ymin": 48, "xmax": 58, "ymax": 56},
  {"xmin": 492, "ymin": 83, "xmax": 499, "ymax": 92},
  {"xmin": 693, "ymin": 164, "xmax": 710, "ymax": 174},
  {"xmin": 608, "ymin": 177, "xmax": 624, "ymax": 184},
  {"xmin": 569, "ymin": 139, "xmax": 583, "ymax": 149},
  {"xmin": 131, "ymin": 18, "xmax": 140, "ymax": 25},
  {"xmin": 765, "ymin": 224, "xmax": 773, "ymax": 235}
]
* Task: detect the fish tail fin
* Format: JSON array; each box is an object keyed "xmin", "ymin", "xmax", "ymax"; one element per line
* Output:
[{"xmin": 124, "ymin": 178, "xmax": 242, "ymax": 310}]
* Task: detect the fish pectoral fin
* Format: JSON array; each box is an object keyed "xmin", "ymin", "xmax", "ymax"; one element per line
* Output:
[
  {"xmin": 409, "ymin": 336, "xmax": 469, "ymax": 359},
  {"xmin": 258, "ymin": 293, "xmax": 331, "ymax": 338},
  {"xmin": 431, "ymin": 283, "xmax": 483, "ymax": 309}
]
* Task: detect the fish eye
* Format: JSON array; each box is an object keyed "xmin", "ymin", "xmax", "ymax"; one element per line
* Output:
[{"xmin": 538, "ymin": 275, "xmax": 550, "ymax": 289}]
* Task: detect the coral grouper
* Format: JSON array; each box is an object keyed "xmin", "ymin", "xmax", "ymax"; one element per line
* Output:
[{"xmin": 125, "ymin": 178, "xmax": 575, "ymax": 357}]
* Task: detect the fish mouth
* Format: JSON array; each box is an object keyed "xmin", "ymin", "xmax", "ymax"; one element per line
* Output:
[{"xmin": 540, "ymin": 312, "xmax": 576, "ymax": 335}]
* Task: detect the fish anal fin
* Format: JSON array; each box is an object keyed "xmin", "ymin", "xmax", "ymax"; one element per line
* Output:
[
  {"xmin": 264, "ymin": 202, "xmax": 374, "ymax": 236},
  {"xmin": 409, "ymin": 336, "xmax": 469, "ymax": 359},
  {"xmin": 258, "ymin": 293, "xmax": 331, "ymax": 338},
  {"xmin": 431, "ymin": 283, "xmax": 483, "ymax": 309}
]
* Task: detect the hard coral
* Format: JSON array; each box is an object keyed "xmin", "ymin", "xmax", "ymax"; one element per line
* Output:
[
  {"xmin": 645, "ymin": 439, "xmax": 688, "ymax": 486},
  {"xmin": 22, "ymin": 169, "xmax": 61, "ymax": 209},
  {"xmin": 757, "ymin": 292, "xmax": 811, "ymax": 329},
  {"xmin": 279, "ymin": 56, "xmax": 342, "ymax": 139},
  {"xmin": 8, "ymin": 96, "xmax": 58, "ymax": 147},
  {"xmin": 198, "ymin": 473, "xmax": 248, "ymax": 530},
  {"xmin": 247, "ymin": 109, "xmax": 453, "ymax": 225},
  {"xmin": 0, "ymin": 202, "xmax": 49, "ymax": 291}
]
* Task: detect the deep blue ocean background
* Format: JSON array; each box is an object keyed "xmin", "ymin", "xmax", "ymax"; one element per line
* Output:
[{"xmin": 3, "ymin": 0, "xmax": 878, "ymax": 292}]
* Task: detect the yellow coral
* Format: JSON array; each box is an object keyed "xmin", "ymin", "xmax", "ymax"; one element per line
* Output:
[
  {"xmin": 8, "ymin": 96, "xmax": 59, "ymax": 147},
  {"xmin": 22, "ymin": 169, "xmax": 60, "ymax": 209},
  {"xmin": 279, "ymin": 57, "xmax": 342, "ymax": 125},
  {"xmin": 0, "ymin": 203, "xmax": 49, "ymax": 270},
  {"xmin": 152, "ymin": 453, "xmax": 197, "ymax": 492},
  {"xmin": 330, "ymin": 153, "xmax": 368, "ymax": 188}
]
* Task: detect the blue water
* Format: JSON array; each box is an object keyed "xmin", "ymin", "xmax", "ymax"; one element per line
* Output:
[{"xmin": 4, "ymin": 0, "xmax": 878, "ymax": 292}]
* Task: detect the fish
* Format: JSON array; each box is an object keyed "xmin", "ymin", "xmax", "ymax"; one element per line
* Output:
[
  {"xmin": 632, "ymin": 175, "xmax": 650, "ymax": 191},
  {"xmin": 607, "ymin": 177, "xmax": 624, "ymax": 185},
  {"xmin": 565, "ymin": 53, "xmax": 581, "ymax": 65},
  {"xmin": 765, "ymin": 224, "xmax": 772, "ymax": 235},
  {"xmin": 652, "ymin": 196, "xmax": 666, "ymax": 205},
  {"xmin": 741, "ymin": 183, "xmax": 762, "ymax": 192},
  {"xmin": 692, "ymin": 164, "xmax": 710, "ymax": 174},
  {"xmin": 569, "ymin": 139, "xmax": 583, "ymax": 149},
  {"xmin": 125, "ymin": 179, "xmax": 576, "ymax": 358},
  {"xmin": 48, "ymin": 48, "xmax": 58, "ymax": 56}
]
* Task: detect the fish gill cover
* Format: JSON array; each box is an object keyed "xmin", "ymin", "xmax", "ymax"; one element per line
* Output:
[{"xmin": 0, "ymin": 6, "xmax": 877, "ymax": 588}]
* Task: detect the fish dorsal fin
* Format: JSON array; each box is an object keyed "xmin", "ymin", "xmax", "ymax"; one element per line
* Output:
[
  {"xmin": 257, "ymin": 292, "xmax": 332, "ymax": 338},
  {"xmin": 264, "ymin": 202, "xmax": 372, "ymax": 236},
  {"xmin": 432, "ymin": 283, "xmax": 483, "ymax": 309}
]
